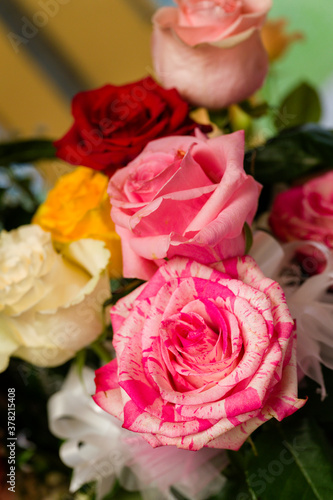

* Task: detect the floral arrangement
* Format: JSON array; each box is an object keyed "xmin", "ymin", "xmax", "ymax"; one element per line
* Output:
[{"xmin": 1, "ymin": 1, "xmax": 333, "ymax": 499}]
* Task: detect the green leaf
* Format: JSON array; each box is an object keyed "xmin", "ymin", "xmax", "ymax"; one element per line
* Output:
[
  {"xmin": 215, "ymin": 418, "xmax": 333, "ymax": 500},
  {"xmin": 244, "ymin": 222, "xmax": 253, "ymax": 254},
  {"xmin": 211, "ymin": 477, "xmax": 249, "ymax": 500},
  {"xmin": 275, "ymin": 82, "xmax": 321, "ymax": 130},
  {"xmin": 298, "ymin": 366, "xmax": 333, "ymax": 424},
  {"xmin": 244, "ymin": 124, "xmax": 333, "ymax": 184},
  {"xmin": 0, "ymin": 139, "xmax": 57, "ymax": 166},
  {"xmin": 89, "ymin": 342, "xmax": 112, "ymax": 364},
  {"xmin": 239, "ymin": 100, "xmax": 269, "ymax": 118},
  {"xmin": 170, "ymin": 487, "xmax": 191, "ymax": 500},
  {"xmin": 103, "ymin": 489, "xmax": 142, "ymax": 500},
  {"xmin": 208, "ymin": 109, "xmax": 230, "ymax": 130},
  {"xmin": 109, "ymin": 278, "xmax": 145, "ymax": 305},
  {"xmin": 274, "ymin": 418, "xmax": 333, "ymax": 500},
  {"xmin": 17, "ymin": 448, "xmax": 35, "ymax": 467},
  {"xmin": 75, "ymin": 349, "xmax": 87, "ymax": 380}
]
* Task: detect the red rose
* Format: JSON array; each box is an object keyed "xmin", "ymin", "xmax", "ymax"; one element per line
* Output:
[{"xmin": 54, "ymin": 77, "xmax": 207, "ymax": 176}]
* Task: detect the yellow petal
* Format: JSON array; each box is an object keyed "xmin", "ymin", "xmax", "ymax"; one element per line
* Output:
[{"xmin": 262, "ymin": 18, "xmax": 304, "ymax": 62}]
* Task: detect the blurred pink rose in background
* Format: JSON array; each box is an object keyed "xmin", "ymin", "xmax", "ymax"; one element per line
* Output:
[
  {"xmin": 269, "ymin": 171, "xmax": 333, "ymax": 250},
  {"xmin": 108, "ymin": 131, "xmax": 261, "ymax": 280},
  {"xmin": 152, "ymin": 0, "xmax": 272, "ymax": 109},
  {"xmin": 94, "ymin": 256, "xmax": 305, "ymax": 451}
]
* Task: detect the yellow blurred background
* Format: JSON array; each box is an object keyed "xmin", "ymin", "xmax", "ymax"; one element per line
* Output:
[
  {"xmin": 0, "ymin": 0, "xmax": 153, "ymax": 139},
  {"xmin": 2, "ymin": 0, "xmax": 333, "ymax": 142}
]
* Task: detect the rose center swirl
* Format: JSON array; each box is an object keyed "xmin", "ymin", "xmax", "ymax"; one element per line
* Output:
[{"xmin": 158, "ymin": 294, "xmax": 244, "ymax": 391}]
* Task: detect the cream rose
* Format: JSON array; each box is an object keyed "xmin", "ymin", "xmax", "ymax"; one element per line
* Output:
[{"xmin": 0, "ymin": 225, "xmax": 110, "ymax": 371}]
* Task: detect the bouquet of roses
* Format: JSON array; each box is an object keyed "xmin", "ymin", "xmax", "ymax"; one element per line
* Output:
[{"xmin": 1, "ymin": 1, "xmax": 333, "ymax": 499}]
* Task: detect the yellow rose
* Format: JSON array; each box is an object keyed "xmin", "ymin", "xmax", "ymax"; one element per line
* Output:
[
  {"xmin": 262, "ymin": 19, "xmax": 304, "ymax": 62},
  {"xmin": 33, "ymin": 167, "xmax": 122, "ymax": 278}
]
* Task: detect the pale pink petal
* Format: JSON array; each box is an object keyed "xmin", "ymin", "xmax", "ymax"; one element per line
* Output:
[{"xmin": 152, "ymin": 27, "xmax": 268, "ymax": 109}]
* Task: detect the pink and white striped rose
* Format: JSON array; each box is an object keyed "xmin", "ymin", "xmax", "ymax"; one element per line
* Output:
[{"xmin": 94, "ymin": 256, "xmax": 305, "ymax": 451}]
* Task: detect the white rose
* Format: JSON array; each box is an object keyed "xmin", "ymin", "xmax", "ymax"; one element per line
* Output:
[{"xmin": 0, "ymin": 225, "xmax": 111, "ymax": 371}]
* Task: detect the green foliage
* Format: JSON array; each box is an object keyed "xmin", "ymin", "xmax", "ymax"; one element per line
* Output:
[
  {"xmin": 108, "ymin": 278, "xmax": 145, "ymax": 306},
  {"xmin": 298, "ymin": 366, "xmax": 333, "ymax": 426},
  {"xmin": 170, "ymin": 487, "xmax": 191, "ymax": 500},
  {"xmin": 239, "ymin": 100, "xmax": 269, "ymax": 119},
  {"xmin": 244, "ymin": 124, "xmax": 333, "ymax": 185},
  {"xmin": 212, "ymin": 417, "xmax": 333, "ymax": 500},
  {"xmin": 102, "ymin": 486, "xmax": 142, "ymax": 500},
  {"xmin": 275, "ymin": 82, "xmax": 321, "ymax": 130},
  {"xmin": 0, "ymin": 164, "xmax": 44, "ymax": 230},
  {"xmin": 208, "ymin": 109, "xmax": 230, "ymax": 130},
  {"xmin": 243, "ymin": 222, "xmax": 253, "ymax": 254},
  {"xmin": 208, "ymin": 100, "xmax": 269, "ymax": 140},
  {"xmin": 0, "ymin": 139, "xmax": 56, "ymax": 166},
  {"xmin": 0, "ymin": 139, "xmax": 57, "ymax": 229}
]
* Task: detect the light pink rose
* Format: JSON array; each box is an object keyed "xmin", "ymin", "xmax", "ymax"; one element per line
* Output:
[
  {"xmin": 108, "ymin": 131, "xmax": 261, "ymax": 280},
  {"xmin": 152, "ymin": 0, "xmax": 272, "ymax": 109},
  {"xmin": 93, "ymin": 256, "xmax": 305, "ymax": 451},
  {"xmin": 269, "ymin": 171, "xmax": 333, "ymax": 249}
]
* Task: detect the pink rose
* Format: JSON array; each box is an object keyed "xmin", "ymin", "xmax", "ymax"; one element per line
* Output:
[
  {"xmin": 108, "ymin": 131, "xmax": 261, "ymax": 280},
  {"xmin": 93, "ymin": 256, "xmax": 305, "ymax": 451},
  {"xmin": 269, "ymin": 171, "xmax": 333, "ymax": 249},
  {"xmin": 152, "ymin": 0, "xmax": 272, "ymax": 109}
]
